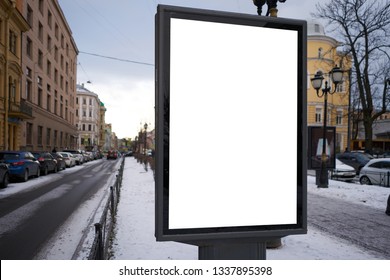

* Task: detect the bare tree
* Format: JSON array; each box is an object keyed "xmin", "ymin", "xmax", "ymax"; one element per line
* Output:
[{"xmin": 313, "ymin": 0, "xmax": 390, "ymax": 152}]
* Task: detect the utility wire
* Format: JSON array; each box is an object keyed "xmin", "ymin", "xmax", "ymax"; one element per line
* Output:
[{"xmin": 79, "ymin": 51, "xmax": 154, "ymax": 67}]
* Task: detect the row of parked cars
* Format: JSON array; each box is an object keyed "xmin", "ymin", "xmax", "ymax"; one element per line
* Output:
[
  {"xmin": 333, "ymin": 151, "xmax": 390, "ymax": 186},
  {"xmin": 0, "ymin": 149, "xmax": 103, "ymax": 189}
]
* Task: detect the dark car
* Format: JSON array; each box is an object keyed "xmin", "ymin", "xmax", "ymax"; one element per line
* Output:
[
  {"xmin": 32, "ymin": 152, "xmax": 58, "ymax": 175},
  {"xmin": 107, "ymin": 150, "xmax": 118, "ymax": 160},
  {"xmin": 0, "ymin": 162, "xmax": 9, "ymax": 189},
  {"xmin": 336, "ymin": 152, "xmax": 371, "ymax": 174},
  {"xmin": 0, "ymin": 151, "xmax": 40, "ymax": 182},
  {"xmin": 51, "ymin": 152, "xmax": 66, "ymax": 171}
]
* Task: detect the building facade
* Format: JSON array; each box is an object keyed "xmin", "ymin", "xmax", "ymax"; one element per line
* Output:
[
  {"xmin": 20, "ymin": 0, "xmax": 78, "ymax": 151},
  {"xmin": 75, "ymin": 83, "xmax": 101, "ymax": 151},
  {"xmin": 98, "ymin": 100, "xmax": 106, "ymax": 150},
  {"xmin": 0, "ymin": 0, "xmax": 30, "ymax": 150},
  {"xmin": 307, "ymin": 20, "xmax": 351, "ymax": 153}
]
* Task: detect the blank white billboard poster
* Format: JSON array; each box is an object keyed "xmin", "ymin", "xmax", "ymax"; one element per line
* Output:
[{"xmin": 168, "ymin": 18, "xmax": 298, "ymax": 230}]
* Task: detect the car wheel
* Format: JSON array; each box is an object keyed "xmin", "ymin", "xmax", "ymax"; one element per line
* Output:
[
  {"xmin": 36, "ymin": 168, "xmax": 40, "ymax": 178},
  {"xmin": 43, "ymin": 165, "xmax": 48, "ymax": 176},
  {"xmin": 54, "ymin": 165, "xmax": 58, "ymax": 173},
  {"xmin": 360, "ymin": 176, "xmax": 371, "ymax": 185},
  {"xmin": 22, "ymin": 169, "xmax": 29, "ymax": 182},
  {"xmin": 0, "ymin": 172, "xmax": 9, "ymax": 189}
]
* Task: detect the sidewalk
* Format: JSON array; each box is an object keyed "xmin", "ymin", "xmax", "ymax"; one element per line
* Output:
[{"xmin": 111, "ymin": 157, "xmax": 382, "ymax": 260}]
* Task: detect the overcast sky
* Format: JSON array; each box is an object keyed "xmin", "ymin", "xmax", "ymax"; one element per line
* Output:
[{"xmin": 58, "ymin": 0, "xmax": 325, "ymax": 139}]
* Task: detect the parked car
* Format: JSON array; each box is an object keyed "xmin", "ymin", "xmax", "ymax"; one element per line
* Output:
[
  {"xmin": 359, "ymin": 158, "xmax": 390, "ymax": 186},
  {"xmin": 50, "ymin": 152, "xmax": 66, "ymax": 171},
  {"xmin": 32, "ymin": 152, "xmax": 58, "ymax": 175},
  {"xmin": 58, "ymin": 152, "xmax": 76, "ymax": 168},
  {"xmin": 62, "ymin": 149, "xmax": 84, "ymax": 165},
  {"xmin": 107, "ymin": 150, "xmax": 118, "ymax": 160},
  {"xmin": 124, "ymin": 151, "xmax": 133, "ymax": 157},
  {"xmin": 0, "ymin": 162, "xmax": 9, "ymax": 189},
  {"xmin": 331, "ymin": 159, "xmax": 356, "ymax": 182},
  {"xmin": 336, "ymin": 152, "xmax": 371, "ymax": 174},
  {"xmin": 0, "ymin": 151, "xmax": 40, "ymax": 182}
]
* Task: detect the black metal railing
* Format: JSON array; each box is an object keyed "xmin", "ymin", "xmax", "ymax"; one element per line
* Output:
[{"xmin": 88, "ymin": 157, "xmax": 125, "ymax": 260}]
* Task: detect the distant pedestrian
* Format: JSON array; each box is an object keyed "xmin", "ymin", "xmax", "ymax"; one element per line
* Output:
[
  {"xmin": 386, "ymin": 194, "xmax": 390, "ymax": 216},
  {"xmin": 52, "ymin": 147, "xmax": 57, "ymax": 153}
]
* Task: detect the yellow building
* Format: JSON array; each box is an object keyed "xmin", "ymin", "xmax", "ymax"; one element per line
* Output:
[
  {"xmin": 307, "ymin": 20, "xmax": 351, "ymax": 152},
  {"xmin": 0, "ymin": 0, "xmax": 31, "ymax": 150}
]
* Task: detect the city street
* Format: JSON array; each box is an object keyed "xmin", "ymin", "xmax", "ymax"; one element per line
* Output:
[
  {"xmin": 308, "ymin": 192, "xmax": 390, "ymax": 259},
  {"xmin": 0, "ymin": 159, "xmax": 119, "ymax": 260}
]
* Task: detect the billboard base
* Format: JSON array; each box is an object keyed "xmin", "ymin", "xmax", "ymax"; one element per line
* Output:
[{"xmin": 198, "ymin": 242, "xmax": 266, "ymax": 260}]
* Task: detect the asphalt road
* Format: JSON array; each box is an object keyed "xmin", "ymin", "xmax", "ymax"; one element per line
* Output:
[
  {"xmin": 0, "ymin": 159, "xmax": 119, "ymax": 260},
  {"xmin": 308, "ymin": 192, "xmax": 390, "ymax": 259}
]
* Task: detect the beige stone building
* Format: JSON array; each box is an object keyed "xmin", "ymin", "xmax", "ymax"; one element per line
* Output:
[
  {"xmin": 307, "ymin": 20, "xmax": 352, "ymax": 152},
  {"xmin": 20, "ymin": 0, "xmax": 78, "ymax": 151},
  {"xmin": 75, "ymin": 83, "xmax": 101, "ymax": 151},
  {"xmin": 0, "ymin": 0, "xmax": 30, "ymax": 150}
]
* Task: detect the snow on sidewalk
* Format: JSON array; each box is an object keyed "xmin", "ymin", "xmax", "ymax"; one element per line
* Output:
[
  {"xmin": 111, "ymin": 158, "xmax": 197, "ymax": 259},
  {"xmin": 111, "ymin": 157, "xmax": 383, "ymax": 260}
]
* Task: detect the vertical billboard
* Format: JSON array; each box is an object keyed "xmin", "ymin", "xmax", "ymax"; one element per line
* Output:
[
  {"xmin": 308, "ymin": 126, "xmax": 336, "ymax": 169},
  {"xmin": 155, "ymin": 5, "xmax": 307, "ymax": 243}
]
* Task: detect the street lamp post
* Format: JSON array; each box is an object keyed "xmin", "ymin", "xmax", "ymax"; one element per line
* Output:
[{"xmin": 311, "ymin": 66, "xmax": 343, "ymax": 188}]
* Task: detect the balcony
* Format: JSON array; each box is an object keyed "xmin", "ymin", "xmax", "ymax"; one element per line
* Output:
[{"xmin": 9, "ymin": 99, "xmax": 33, "ymax": 119}]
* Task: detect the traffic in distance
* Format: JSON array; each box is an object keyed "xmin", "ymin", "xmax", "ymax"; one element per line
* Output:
[{"xmin": 0, "ymin": 149, "xmax": 131, "ymax": 189}]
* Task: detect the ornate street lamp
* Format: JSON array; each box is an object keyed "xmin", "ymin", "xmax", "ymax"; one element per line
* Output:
[
  {"xmin": 252, "ymin": 0, "xmax": 286, "ymax": 17},
  {"xmin": 311, "ymin": 66, "xmax": 343, "ymax": 188}
]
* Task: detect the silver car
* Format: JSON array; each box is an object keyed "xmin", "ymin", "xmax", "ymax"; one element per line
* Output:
[{"xmin": 359, "ymin": 158, "xmax": 390, "ymax": 186}]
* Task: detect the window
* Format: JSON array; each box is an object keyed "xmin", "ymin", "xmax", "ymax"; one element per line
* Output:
[
  {"xmin": 315, "ymin": 108, "xmax": 322, "ymax": 123},
  {"xmin": 46, "ymin": 60, "xmax": 51, "ymax": 76},
  {"xmin": 26, "ymin": 123, "xmax": 33, "ymax": 145},
  {"xmin": 46, "ymin": 128, "xmax": 51, "ymax": 146},
  {"xmin": 38, "ymin": 22, "xmax": 43, "ymax": 42},
  {"xmin": 27, "ymin": 5, "xmax": 33, "ymax": 26},
  {"xmin": 26, "ymin": 37, "xmax": 32, "ymax": 58},
  {"xmin": 26, "ymin": 80, "xmax": 32, "ymax": 101},
  {"xmin": 38, "ymin": 49, "xmax": 43, "ymax": 68},
  {"xmin": 38, "ymin": 88, "xmax": 42, "ymax": 107},
  {"xmin": 47, "ymin": 94, "xmax": 51, "ymax": 112},
  {"xmin": 37, "ymin": 76, "xmax": 43, "ymax": 85},
  {"xmin": 54, "ymin": 99, "xmax": 58, "ymax": 115},
  {"xmin": 47, "ymin": 35, "xmax": 52, "ymax": 52},
  {"xmin": 54, "ymin": 46, "xmax": 58, "ymax": 61},
  {"xmin": 38, "ymin": 126, "xmax": 43, "ymax": 145},
  {"xmin": 336, "ymin": 111, "xmax": 343, "ymax": 125},
  {"xmin": 9, "ymin": 30, "xmax": 17, "ymax": 54},
  {"xmin": 48, "ymin": 10, "xmax": 52, "ymax": 28},
  {"xmin": 55, "ymin": 23, "xmax": 59, "ymax": 39},
  {"xmin": 53, "ymin": 130, "xmax": 57, "ymax": 147},
  {"xmin": 38, "ymin": 0, "xmax": 44, "ymax": 14},
  {"xmin": 314, "ymin": 24, "xmax": 320, "ymax": 33}
]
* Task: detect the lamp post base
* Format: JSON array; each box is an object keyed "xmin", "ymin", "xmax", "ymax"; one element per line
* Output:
[{"xmin": 316, "ymin": 169, "xmax": 329, "ymax": 188}]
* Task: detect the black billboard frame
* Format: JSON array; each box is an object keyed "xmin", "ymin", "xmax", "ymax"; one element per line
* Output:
[{"xmin": 155, "ymin": 5, "xmax": 307, "ymax": 247}]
